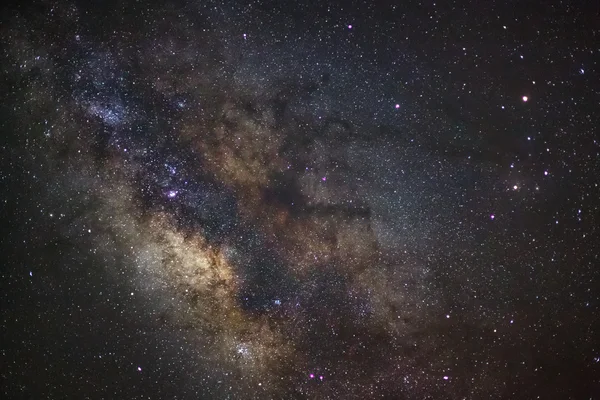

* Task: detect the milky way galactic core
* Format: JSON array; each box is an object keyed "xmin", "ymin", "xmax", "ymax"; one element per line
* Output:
[{"xmin": 1, "ymin": 1, "xmax": 599, "ymax": 399}]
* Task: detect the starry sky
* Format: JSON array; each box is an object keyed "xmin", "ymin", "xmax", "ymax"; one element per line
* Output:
[{"xmin": 1, "ymin": 0, "xmax": 599, "ymax": 399}]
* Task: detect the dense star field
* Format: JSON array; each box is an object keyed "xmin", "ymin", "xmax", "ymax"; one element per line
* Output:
[{"xmin": 1, "ymin": 0, "xmax": 599, "ymax": 398}]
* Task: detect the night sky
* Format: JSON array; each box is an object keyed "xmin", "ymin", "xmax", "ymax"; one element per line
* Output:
[{"xmin": 1, "ymin": 0, "xmax": 599, "ymax": 399}]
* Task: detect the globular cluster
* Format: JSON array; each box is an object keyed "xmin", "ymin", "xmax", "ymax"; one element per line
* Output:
[{"xmin": 1, "ymin": 0, "xmax": 599, "ymax": 399}]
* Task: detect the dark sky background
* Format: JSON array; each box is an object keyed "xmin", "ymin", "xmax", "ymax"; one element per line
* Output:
[{"xmin": 1, "ymin": 0, "xmax": 599, "ymax": 399}]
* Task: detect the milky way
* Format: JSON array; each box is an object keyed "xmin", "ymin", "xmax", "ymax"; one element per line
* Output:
[{"xmin": 2, "ymin": 1, "xmax": 599, "ymax": 399}]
